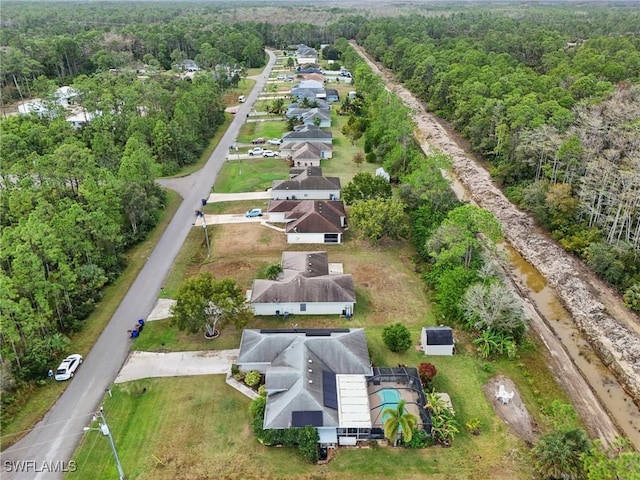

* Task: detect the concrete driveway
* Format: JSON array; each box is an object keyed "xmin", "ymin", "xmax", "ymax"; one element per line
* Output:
[{"xmin": 114, "ymin": 349, "xmax": 239, "ymax": 383}]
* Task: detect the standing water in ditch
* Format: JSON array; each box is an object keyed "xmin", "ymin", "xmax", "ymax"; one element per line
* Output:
[
  {"xmin": 504, "ymin": 244, "xmax": 640, "ymax": 447},
  {"xmin": 442, "ymin": 168, "xmax": 640, "ymax": 447}
]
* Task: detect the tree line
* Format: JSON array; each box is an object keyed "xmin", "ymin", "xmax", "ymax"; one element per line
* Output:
[
  {"xmin": 0, "ymin": 11, "xmax": 262, "ymax": 406},
  {"xmin": 335, "ymin": 38, "xmax": 639, "ymax": 475},
  {"xmin": 352, "ymin": 10, "xmax": 640, "ymax": 312}
]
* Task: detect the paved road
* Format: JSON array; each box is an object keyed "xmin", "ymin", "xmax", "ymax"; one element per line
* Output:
[{"xmin": 1, "ymin": 50, "xmax": 277, "ymax": 480}]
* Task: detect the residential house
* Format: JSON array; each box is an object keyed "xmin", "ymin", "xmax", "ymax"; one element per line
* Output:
[
  {"xmin": 54, "ymin": 86, "xmax": 79, "ymax": 107},
  {"xmin": 296, "ymin": 66, "xmax": 323, "ymax": 75},
  {"xmin": 286, "ymin": 107, "xmax": 331, "ymax": 128},
  {"xmin": 296, "ymin": 44, "xmax": 318, "ymax": 65},
  {"xmin": 237, "ymin": 329, "xmax": 432, "ymax": 445},
  {"xmin": 271, "ymin": 167, "xmax": 341, "ymax": 200},
  {"xmin": 325, "ymin": 88, "xmax": 340, "ymax": 103},
  {"xmin": 66, "ymin": 109, "xmax": 98, "ymax": 129},
  {"xmin": 281, "ymin": 141, "xmax": 333, "ymax": 167},
  {"xmin": 375, "ymin": 167, "xmax": 390, "ymax": 182},
  {"xmin": 286, "ymin": 99, "xmax": 330, "ymax": 114},
  {"xmin": 248, "ymin": 251, "xmax": 355, "ymax": 316},
  {"xmin": 176, "ymin": 59, "xmax": 200, "ymax": 72},
  {"xmin": 282, "ymin": 125, "xmax": 333, "ymax": 145},
  {"xmin": 302, "ymin": 73, "xmax": 325, "ymax": 83},
  {"xmin": 269, "ymin": 200, "xmax": 347, "ymax": 244},
  {"xmin": 421, "ymin": 327, "xmax": 455, "ymax": 356}
]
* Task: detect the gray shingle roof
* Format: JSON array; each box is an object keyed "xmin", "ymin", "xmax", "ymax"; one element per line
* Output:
[
  {"xmin": 272, "ymin": 169, "xmax": 340, "ymax": 192},
  {"xmin": 237, "ymin": 329, "xmax": 371, "ymax": 429},
  {"xmin": 251, "ymin": 272, "xmax": 355, "ymax": 303},
  {"xmin": 282, "ymin": 125, "xmax": 332, "ymax": 142}
]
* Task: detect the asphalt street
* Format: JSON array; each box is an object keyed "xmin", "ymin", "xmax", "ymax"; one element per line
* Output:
[{"xmin": 2, "ymin": 51, "xmax": 277, "ymax": 480}]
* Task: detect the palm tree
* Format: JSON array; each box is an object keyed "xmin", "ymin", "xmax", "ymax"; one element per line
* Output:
[
  {"xmin": 532, "ymin": 429, "xmax": 590, "ymax": 480},
  {"xmin": 382, "ymin": 399, "xmax": 418, "ymax": 446}
]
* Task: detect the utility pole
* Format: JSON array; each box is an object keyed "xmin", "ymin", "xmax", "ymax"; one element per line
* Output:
[{"xmin": 84, "ymin": 407, "xmax": 125, "ymax": 480}]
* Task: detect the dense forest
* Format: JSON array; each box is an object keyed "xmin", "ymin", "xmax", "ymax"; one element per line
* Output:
[
  {"xmin": 0, "ymin": 5, "xmax": 267, "ymax": 393},
  {"xmin": 1, "ymin": 0, "xmax": 639, "ymax": 426},
  {"xmin": 352, "ymin": 11, "xmax": 640, "ymax": 310}
]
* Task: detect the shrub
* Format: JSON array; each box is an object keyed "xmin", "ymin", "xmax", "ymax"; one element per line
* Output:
[
  {"xmin": 382, "ymin": 323, "xmax": 412, "ymax": 353},
  {"xmin": 297, "ymin": 426, "xmax": 320, "ymax": 463},
  {"xmin": 418, "ymin": 362, "xmax": 437, "ymax": 389},
  {"xmin": 244, "ymin": 370, "xmax": 261, "ymax": 388},
  {"xmin": 230, "ymin": 364, "xmax": 240, "ymax": 376},
  {"xmin": 404, "ymin": 429, "xmax": 431, "ymax": 448},
  {"xmin": 465, "ymin": 418, "xmax": 482, "ymax": 435}
]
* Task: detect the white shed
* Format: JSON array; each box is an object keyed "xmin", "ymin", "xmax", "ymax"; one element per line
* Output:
[{"xmin": 421, "ymin": 327, "xmax": 455, "ymax": 356}]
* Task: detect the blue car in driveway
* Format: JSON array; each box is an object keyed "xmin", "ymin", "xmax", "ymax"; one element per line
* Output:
[{"xmin": 245, "ymin": 208, "xmax": 263, "ymax": 217}]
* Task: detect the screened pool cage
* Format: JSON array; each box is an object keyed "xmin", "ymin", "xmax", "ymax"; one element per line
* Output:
[{"xmin": 367, "ymin": 366, "xmax": 432, "ymax": 437}]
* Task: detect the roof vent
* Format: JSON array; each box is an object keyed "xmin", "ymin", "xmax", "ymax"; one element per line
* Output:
[
  {"xmin": 308, "ymin": 359, "xmax": 313, "ymax": 363},
  {"xmin": 308, "ymin": 368, "xmax": 313, "ymax": 373},
  {"xmin": 308, "ymin": 380, "xmax": 313, "ymax": 384}
]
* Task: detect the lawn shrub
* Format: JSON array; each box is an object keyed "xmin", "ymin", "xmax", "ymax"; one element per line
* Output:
[
  {"xmin": 382, "ymin": 322, "xmax": 412, "ymax": 352},
  {"xmin": 244, "ymin": 370, "xmax": 261, "ymax": 387},
  {"xmin": 404, "ymin": 429, "xmax": 431, "ymax": 448},
  {"xmin": 418, "ymin": 362, "xmax": 437, "ymax": 390}
]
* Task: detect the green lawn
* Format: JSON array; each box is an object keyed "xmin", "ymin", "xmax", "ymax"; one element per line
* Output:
[
  {"xmin": 238, "ymin": 119, "xmax": 288, "ymax": 145},
  {"xmin": 215, "ymin": 157, "xmax": 289, "ymax": 193},
  {"xmin": 66, "ymin": 347, "xmax": 540, "ymax": 479}
]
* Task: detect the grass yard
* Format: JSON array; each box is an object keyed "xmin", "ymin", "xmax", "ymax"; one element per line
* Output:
[
  {"xmin": 237, "ymin": 119, "xmax": 289, "ymax": 145},
  {"xmin": 66, "ymin": 357, "xmax": 537, "ymax": 479},
  {"xmin": 215, "ymin": 157, "xmax": 289, "ymax": 193}
]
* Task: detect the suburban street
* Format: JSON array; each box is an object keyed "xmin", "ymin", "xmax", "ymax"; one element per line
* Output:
[{"xmin": 2, "ymin": 51, "xmax": 277, "ymax": 480}]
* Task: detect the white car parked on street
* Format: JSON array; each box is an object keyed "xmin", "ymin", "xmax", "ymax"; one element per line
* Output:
[
  {"xmin": 262, "ymin": 150, "xmax": 278, "ymax": 157},
  {"xmin": 55, "ymin": 354, "xmax": 83, "ymax": 381}
]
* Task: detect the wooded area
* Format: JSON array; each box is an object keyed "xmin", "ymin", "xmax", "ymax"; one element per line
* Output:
[
  {"xmin": 0, "ymin": 5, "xmax": 262, "ymax": 395},
  {"xmin": 355, "ymin": 11, "xmax": 640, "ymax": 309}
]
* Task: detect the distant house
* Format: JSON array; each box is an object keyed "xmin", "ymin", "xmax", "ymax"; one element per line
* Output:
[
  {"xmin": 302, "ymin": 73, "xmax": 325, "ymax": 83},
  {"xmin": 177, "ymin": 59, "xmax": 200, "ymax": 72},
  {"xmin": 285, "ymin": 98, "xmax": 331, "ymax": 117},
  {"xmin": 248, "ymin": 251, "xmax": 355, "ymax": 316},
  {"xmin": 66, "ymin": 109, "xmax": 98, "ymax": 129},
  {"xmin": 289, "ymin": 166, "xmax": 323, "ymax": 178},
  {"xmin": 421, "ymin": 327, "xmax": 455, "ymax": 356},
  {"xmin": 291, "ymin": 80, "xmax": 326, "ymax": 102},
  {"xmin": 296, "ymin": 44, "xmax": 318, "ymax": 65},
  {"xmin": 17, "ymin": 99, "xmax": 50, "ymax": 117},
  {"xmin": 271, "ymin": 167, "xmax": 341, "ymax": 200},
  {"xmin": 282, "ymin": 125, "xmax": 333, "ymax": 145},
  {"xmin": 325, "ymin": 88, "xmax": 340, "ymax": 103},
  {"xmin": 286, "ymin": 107, "xmax": 331, "ymax": 128},
  {"xmin": 54, "ymin": 86, "xmax": 79, "ymax": 107},
  {"xmin": 296, "ymin": 66, "xmax": 323, "ymax": 75},
  {"xmin": 267, "ymin": 200, "xmax": 347, "ymax": 244}
]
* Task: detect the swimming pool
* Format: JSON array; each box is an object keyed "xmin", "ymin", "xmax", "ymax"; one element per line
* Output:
[{"xmin": 378, "ymin": 388, "xmax": 402, "ymax": 424}]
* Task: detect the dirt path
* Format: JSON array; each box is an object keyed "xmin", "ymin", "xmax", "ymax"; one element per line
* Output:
[{"xmin": 350, "ymin": 42, "xmax": 640, "ymax": 448}]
